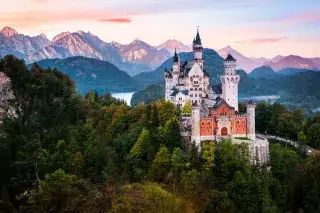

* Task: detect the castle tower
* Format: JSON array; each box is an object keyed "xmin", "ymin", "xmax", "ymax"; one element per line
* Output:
[
  {"xmin": 193, "ymin": 28, "xmax": 204, "ymax": 69},
  {"xmin": 221, "ymin": 54, "xmax": 240, "ymax": 111},
  {"xmin": 246, "ymin": 101, "xmax": 256, "ymax": 141},
  {"xmin": 191, "ymin": 104, "xmax": 201, "ymax": 147},
  {"xmin": 172, "ymin": 49, "xmax": 180, "ymax": 85}
]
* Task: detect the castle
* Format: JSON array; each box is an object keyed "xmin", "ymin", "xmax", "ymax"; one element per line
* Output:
[{"xmin": 164, "ymin": 29, "xmax": 269, "ymax": 164}]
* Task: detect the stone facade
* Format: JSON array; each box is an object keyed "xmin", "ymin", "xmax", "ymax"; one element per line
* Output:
[{"xmin": 164, "ymin": 28, "xmax": 269, "ymax": 164}]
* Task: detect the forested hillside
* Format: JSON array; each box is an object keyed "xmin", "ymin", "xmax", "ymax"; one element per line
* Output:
[
  {"xmin": 29, "ymin": 56, "xmax": 140, "ymax": 94},
  {"xmin": 0, "ymin": 56, "xmax": 319, "ymax": 213}
]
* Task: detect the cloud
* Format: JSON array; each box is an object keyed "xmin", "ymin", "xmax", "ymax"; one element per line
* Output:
[
  {"xmin": 99, "ymin": 18, "xmax": 131, "ymax": 23},
  {"xmin": 236, "ymin": 37, "xmax": 287, "ymax": 44},
  {"xmin": 0, "ymin": 10, "xmax": 133, "ymax": 27},
  {"xmin": 283, "ymin": 8, "xmax": 320, "ymax": 24}
]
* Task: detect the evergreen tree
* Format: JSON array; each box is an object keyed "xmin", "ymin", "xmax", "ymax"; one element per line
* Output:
[{"xmin": 148, "ymin": 146, "xmax": 171, "ymax": 182}]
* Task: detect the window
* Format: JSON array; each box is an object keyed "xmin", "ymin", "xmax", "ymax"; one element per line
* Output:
[
  {"xmin": 199, "ymin": 88, "xmax": 202, "ymax": 91},
  {"xmin": 195, "ymin": 88, "xmax": 198, "ymax": 91},
  {"xmin": 202, "ymin": 122, "xmax": 205, "ymax": 125},
  {"xmin": 195, "ymin": 94, "xmax": 197, "ymax": 97},
  {"xmin": 190, "ymin": 88, "xmax": 193, "ymax": 91},
  {"xmin": 207, "ymin": 122, "xmax": 211, "ymax": 125},
  {"xmin": 208, "ymin": 129, "xmax": 210, "ymax": 132},
  {"xmin": 190, "ymin": 94, "xmax": 193, "ymax": 97}
]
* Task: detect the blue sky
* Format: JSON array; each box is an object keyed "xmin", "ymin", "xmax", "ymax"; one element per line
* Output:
[{"xmin": 0, "ymin": 0, "xmax": 319, "ymax": 57}]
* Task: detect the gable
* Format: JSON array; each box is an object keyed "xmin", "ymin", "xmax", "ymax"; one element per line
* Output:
[
  {"xmin": 210, "ymin": 100, "xmax": 235, "ymax": 117},
  {"xmin": 188, "ymin": 62, "xmax": 204, "ymax": 77}
]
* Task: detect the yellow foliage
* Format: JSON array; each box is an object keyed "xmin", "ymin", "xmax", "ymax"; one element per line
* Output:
[{"xmin": 113, "ymin": 182, "xmax": 196, "ymax": 213}]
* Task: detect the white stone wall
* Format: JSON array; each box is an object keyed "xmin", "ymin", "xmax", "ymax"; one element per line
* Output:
[
  {"xmin": 246, "ymin": 103, "xmax": 256, "ymax": 141},
  {"xmin": 221, "ymin": 60, "xmax": 240, "ymax": 111},
  {"xmin": 175, "ymin": 92, "xmax": 187, "ymax": 107},
  {"xmin": 188, "ymin": 63, "xmax": 205, "ymax": 105},
  {"xmin": 191, "ymin": 106, "xmax": 201, "ymax": 146},
  {"xmin": 252, "ymin": 138, "xmax": 269, "ymax": 165},
  {"xmin": 221, "ymin": 75, "xmax": 240, "ymax": 111}
]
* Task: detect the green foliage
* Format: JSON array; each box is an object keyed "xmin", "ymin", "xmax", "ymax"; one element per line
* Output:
[
  {"xmin": 148, "ymin": 146, "xmax": 171, "ymax": 182},
  {"xmin": 269, "ymin": 144, "xmax": 301, "ymax": 182},
  {"xmin": 161, "ymin": 117, "xmax": 181, "ymax": 150},
  {"xmin": 298, "ymin": 131, "xmax": 307, "ymax": 144},
  {"xmin": 1, "ymin": 55, "xmax": 320, "ymax": 213},
  {"xmin": 182, "ymin": 100, "xmax": 192, "ymax": 115},
  {"xmin": 21, "ymin": 169, "xmax": 111, "ymax": 213},
  {"xmin": 201, "ymin": 141, "xmax": 215, "ymax": 171},
  {"xmin": 307, "ymin": 123, "xmax": 320, "ymax": 148},
  {"xmin": 114, "ymin": 183, "xmax": 195, "ymax": 213},
  {"xmin": 171, "ymin": 148, "xmax": 185, "ymax": 181}
]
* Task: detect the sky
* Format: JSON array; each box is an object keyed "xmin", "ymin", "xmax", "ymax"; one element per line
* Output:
[{"xmin": 0, "ymin": 0, "xmax": 320, "ymax": 58}]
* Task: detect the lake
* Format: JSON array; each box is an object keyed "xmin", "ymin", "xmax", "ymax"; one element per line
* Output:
[
  {"xmin": 111, "ymin": 92, "xmax": 136, "ymax": 106},
  {"xmin": 239, "ymin": 95, "xmax": 280, "ymax": 102},
  {"xmin": 110, "ymin": 93, "xmax": 281, "ymax": 107}
]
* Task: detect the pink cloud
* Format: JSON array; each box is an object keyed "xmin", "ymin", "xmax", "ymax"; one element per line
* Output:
[
  {"xmin": 0, "ymin": 10, "xmax": 134, "ymax": 28},
  {"xmin": 284, "ymin": 9, "xmax": 320, "ymax": 24},
  {"xmin": 99, "ymin": 18, "xmax": 131, "ymax": 23},
  {"xmin": 235, "ymin": 37, "xmax": 287, "ymax": 44}
]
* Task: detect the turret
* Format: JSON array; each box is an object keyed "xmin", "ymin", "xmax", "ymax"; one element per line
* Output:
[
  {"xmin": 221, "ymin": 54, "xmax": 240, "ymax": 111},
  {"xmin": 172, "ymin": 49, "xmax": 180, "ymax": 85},
  {"xmin": 224, "ymin": 54, "xmax": 237, "ymax": 75},
  {"xmin": 172, "ymin": 48, "xmax": 180, "ymax": 72},
  {"xmin": 246, "ymin": 101, "xmax": 256, "ymax": 141},
  {"xmin": 193, "ymin": 27, "xmax": 203, "ymax": 62}
]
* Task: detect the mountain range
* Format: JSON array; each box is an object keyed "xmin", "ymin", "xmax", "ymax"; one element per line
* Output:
[
  {"xmin": 0, "ymin": 27, "xmax": 190, "ymax": 76},
  {"xmin": 217, "ymin": 46, "xmax": 320, "ymax": 73},
  {"xmin": 1, "ymin": 26, "xmax": 319, "ymax": 76}
]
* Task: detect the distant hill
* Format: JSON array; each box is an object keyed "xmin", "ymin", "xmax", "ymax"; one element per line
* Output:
[
  {"xmin": 134, "ymin": 48, "xmax": 224, "ymax": 86},
  {"xmin": 277, "ymin": 68, "xmax": 317, "ymax": 76},
  {"xmin": 131, "ymin": 84, "xmax": 165, "ymax": 106},
  {"xmin": 29, "ymin": 57, "xmax": 140, "ymax": 94},
  {"xmin": 249, "ymin": 66, "xmax": 281, "ymax": 79}
]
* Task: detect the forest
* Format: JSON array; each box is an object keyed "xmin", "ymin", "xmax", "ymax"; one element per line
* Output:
[{"xmin": 0, "ymin": 55, "xmax": 319, "ymax": 213}]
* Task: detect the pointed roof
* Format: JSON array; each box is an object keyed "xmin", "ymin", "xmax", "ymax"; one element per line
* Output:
[
  {"xmin": 194, "ymin": 27, "xmax": 202, "ymax": 46},
  {"xmin": 173, "ymin": 48, "xmax": 179, "ymax": 63},
  {"xmin": 225, "ymin": 54, "xmax": 236, "ymax": 62}
]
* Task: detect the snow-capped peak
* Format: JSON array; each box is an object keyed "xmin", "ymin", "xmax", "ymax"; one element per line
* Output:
[
  {"xmin": 0, "ymin": 26, "xmax": 18, "ymax": 37},
  {"xmin": 110, "ymin": 41, "xmax": 123, "ymax": 48},
  {"xmin": 52, "ymin": 32, "xmax": 71, "ymax": 43},
  {"xmin": 156, "ymin": 39, "xmax": 191, "ymax": 54},
  {"xmin": 39, "ymin": 33, "xmax": 47, "ymax": 39}
]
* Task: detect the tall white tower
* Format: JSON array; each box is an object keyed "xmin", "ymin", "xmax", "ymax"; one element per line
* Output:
[
  {"xmin": 246, "ymin": 101, "xmax": 256, "ymax": 141},
  {"xmin": 193, "ymin": 28, "xmax": 204, "ymax": 69},
  {"xmin": 221, "ymin": 54, "xmax": 240, "ymax": 111},
  {"xmin": 191, "ymin": 104, "xmax": 201, "ymax": 147}
]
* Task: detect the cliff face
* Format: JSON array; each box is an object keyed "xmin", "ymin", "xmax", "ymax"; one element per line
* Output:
[{"xmin": 0, "ymin": 72, "xmax": 16, "ymax": 120}]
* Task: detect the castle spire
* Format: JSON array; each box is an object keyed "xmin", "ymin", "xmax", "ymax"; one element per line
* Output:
[
  {"xmin": 194, "ymin": 26, "xmax": 202, "ymax": 46},
  {"xmin": 173, "ymin": 48, "xmax": 179, "ymax": 63}
]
